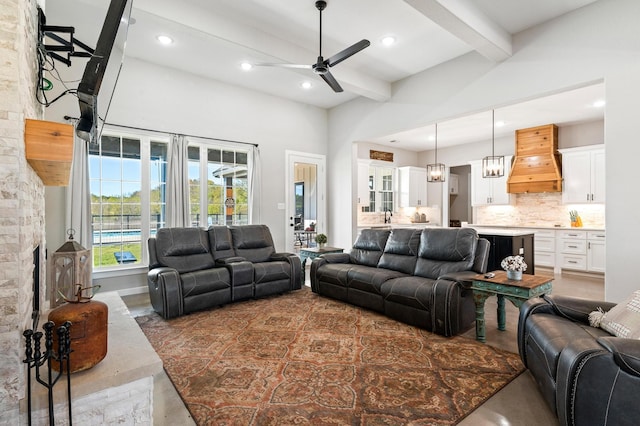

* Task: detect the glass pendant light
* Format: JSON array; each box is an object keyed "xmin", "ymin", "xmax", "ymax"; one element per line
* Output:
[
  {"xmin": 426, "ymin": 123, "xmax": 446, "ymax": 183},
  {"xmin": 482, "ymin": 110, "xmax": 505, "ymax": 178}
]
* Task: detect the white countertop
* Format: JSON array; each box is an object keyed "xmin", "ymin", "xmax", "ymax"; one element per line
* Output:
[{"xmin": 470, "ymin": 227, "xmax": 535, "ymax": 237}]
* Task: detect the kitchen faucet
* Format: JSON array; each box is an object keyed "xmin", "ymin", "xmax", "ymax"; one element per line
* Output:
[{"xmin": 384, "ymin": 209, "xmax": 393, "ymax": 224}]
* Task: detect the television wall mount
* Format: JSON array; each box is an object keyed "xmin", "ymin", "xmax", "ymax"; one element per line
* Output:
[{"xmin": 38, "ymin": 7, "xmax": 94, "ymax": 67}]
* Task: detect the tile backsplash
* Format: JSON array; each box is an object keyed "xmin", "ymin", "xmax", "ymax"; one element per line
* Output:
[{"xmin": 474, "ymin": 192, "xmax": 605, "ymax": 228}]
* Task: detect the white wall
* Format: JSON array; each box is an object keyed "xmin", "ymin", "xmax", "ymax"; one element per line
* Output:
[{"xmin": 328, "ymin": 0, "xmax": 640, "ymax": 302}]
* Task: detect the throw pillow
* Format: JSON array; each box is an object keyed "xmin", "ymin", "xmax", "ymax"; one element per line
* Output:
[{"xmin": 589, "ymin": 290, "xmax": 640, "ymax": 339}]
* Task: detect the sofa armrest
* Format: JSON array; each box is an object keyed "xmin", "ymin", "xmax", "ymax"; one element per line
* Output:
[
  {"xmin": 438, "ymin": 271, "xmax": 478, "ymax": 288},
  {"xmin": 215, "ymin": 256, "xmax": 247, "ymax": 265},
  {"xmin": 542, "ymin": 294, "xmax": 617, "ymax": 324},
  {"xmin": 147, "ymin": 267, "xmax": 183, "ymax": 319},
  {"xmin": 598, "ymin": 336, "xmax": 640, "ymax": 377},
  {"xmin": 270, "ymin": 252, "xmax": 302, "ymax": 290}
]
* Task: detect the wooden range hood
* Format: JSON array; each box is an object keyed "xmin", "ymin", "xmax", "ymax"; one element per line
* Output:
[{"xmin": 507, "ymin": 124, "xmax": 562, "ymax": 193}]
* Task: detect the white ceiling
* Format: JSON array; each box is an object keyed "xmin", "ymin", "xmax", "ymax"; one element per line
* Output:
[{"xmin": 49, "ymin": 0, "xmax": 603, "ymax": 150}]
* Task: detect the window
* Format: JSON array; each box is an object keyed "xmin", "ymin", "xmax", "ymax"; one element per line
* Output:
[
  {"xmin": 362, "ymin": 166, "xmax": 394, "ymax": 213},
  {"xmin": 188, "ymin": 144, "xmax": 249, "ymax": 226},
  {"xmin": 90, "ymin": 134, "xmax": 168, "ymax": 268},
  {"xmin": 89, "ymin": 131, "xmax": 252, "ymax": 270}
]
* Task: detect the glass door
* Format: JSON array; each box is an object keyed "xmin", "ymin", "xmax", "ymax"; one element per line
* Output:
[{"xmin": 285, "ymin": 151, "xmax": 326, "ymax": 253}]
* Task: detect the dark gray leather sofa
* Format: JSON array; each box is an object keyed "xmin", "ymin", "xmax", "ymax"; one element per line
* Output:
[
  {"xmin": 310, "ymin": 227, "xmax": 489, "ymax": 336},
  {"xmin": 518, "ymin": 295, "xmax": 640, "ymax": 426},
  {"xmin": 147, "ymin": 224, "xmax": 301, "ymax": 319}
]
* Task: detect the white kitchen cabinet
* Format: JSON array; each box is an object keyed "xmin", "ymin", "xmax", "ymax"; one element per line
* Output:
[
  {"xmin": 532, "ymin": 229, "xmax": 556, "ymax": 268},
  {"xmin": 560, "ymin": 145, "xmax": 605, "ymax": 204},
  {"xmin": 587, "ymin": 231, "xmax": 606, "ymax": 273},
  {"xmin": 398, "ymin": 166, "xmax": 427, "ymax": 207},
  {"xmin": 449, "ymin": 173, "xmax": 459, "ymax": 195},
  {"xmin": 470, "ymin": 156, "xmax": 513, "ymax": 206},
  {"xmin": 357, "ymin": 161, "xmax": 371, "ymax": 205}
]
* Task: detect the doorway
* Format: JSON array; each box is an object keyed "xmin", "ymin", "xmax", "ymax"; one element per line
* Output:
[
  {"xmin": 285, "ymin": 151, "xmax": 326, "ymax": 253},
  {"xmin": 448, "ymin": 165, "xmax": 471, "ymax": 226}
]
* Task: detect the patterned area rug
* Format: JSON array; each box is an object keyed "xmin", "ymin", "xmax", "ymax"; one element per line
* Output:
[{"xmin": 136, "ymin": 287, "xmax": 524, "ymax": 425}]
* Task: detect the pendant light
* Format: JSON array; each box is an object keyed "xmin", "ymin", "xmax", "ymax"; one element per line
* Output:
[
  {"xmin": 426, "ymin": 123, "xmax": 446, "ymax": 183},
  {"xmin": 482, "ymin": 109, "xmax": 505, "ymax": 178}
]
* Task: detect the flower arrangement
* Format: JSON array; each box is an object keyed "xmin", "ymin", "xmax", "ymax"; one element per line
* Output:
[
  {"xmin": 315, "ymin": 233, "xmax": 327, "ymax": 244},
  {"xmin": 501, "ymin": 255, "xmax": 527, "ymax": 272}
]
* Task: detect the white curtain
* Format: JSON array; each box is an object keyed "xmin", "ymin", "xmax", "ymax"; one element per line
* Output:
[
  {"xmin": 248, "ymin": 145, "xmax": 261, "ymax": 224},
  {"xmin": 166, "ymin": 134, "xmax": 190, "ymax": 227},
  {"xmin": 65, "ymin": 134, "xmax": 92, "ymax": 250}
]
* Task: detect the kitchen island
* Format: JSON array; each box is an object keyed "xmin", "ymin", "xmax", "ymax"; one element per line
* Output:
[{"xmin": 472, "ymin": 227, "xmax": 535, "ymax": 275}]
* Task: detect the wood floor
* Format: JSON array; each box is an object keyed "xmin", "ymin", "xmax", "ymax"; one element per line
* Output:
[{"xmin": 122, "ymin": 268, "xmax": 604, "ymax": 426}]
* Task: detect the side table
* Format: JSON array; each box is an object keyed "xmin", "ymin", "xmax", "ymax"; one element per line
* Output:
[
  {"xmin": 299, "ymin": 246, "xmax": 343, "ymax": 284},
  {"xmin": 471, "ymin": 270, "xmax": 553, "ymax": 342}
]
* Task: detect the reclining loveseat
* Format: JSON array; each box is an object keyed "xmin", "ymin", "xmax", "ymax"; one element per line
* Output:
[
  {"xmin": 310, "ymin": 227, "xmax": 489, "ymax": 336},
  {"xmin": 518, "ymin": 294, "xmax": 640, "ymax": 426},
  {"xmin": 147, "ymin": 224, "xmax": 301, "ymax": 319}
]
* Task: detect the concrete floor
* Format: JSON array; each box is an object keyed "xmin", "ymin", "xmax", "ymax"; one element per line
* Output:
[{"xmin": 123, "ymin": 268, "xmax": 604, "ymax": 426}]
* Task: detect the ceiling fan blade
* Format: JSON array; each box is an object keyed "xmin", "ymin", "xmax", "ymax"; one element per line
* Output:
[
  {"xmin": 326, "ymin": 39, "xmax": 370, "ymax": 67},
  {"xmin": 253, "ymin": 63, "xmax": 312, "ymax": 70},
  {"xmin": 320, "ymin": 70, "xmax": 343, "ymax": 92}
]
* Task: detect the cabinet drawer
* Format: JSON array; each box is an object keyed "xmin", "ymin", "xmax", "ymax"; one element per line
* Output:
[
  {"xmin": 534, "ymin": 229, "xmax": 556, "ymax": 238},
  {"xmin": 587, "ymin": 231, "xmax": 606, "ymax": 240},
  {"xmin": 535, "ymin": 251, "xmax": 555, "ymax": 268},
  {"xmin": 535, "ymin": 237, "xmax": 555, "ymax": 252},
  {"xmin": 558, "ymin": 230, "xmax": 587, "ymax": 240},
  {"xmin": 560, "ymin": 239, "xmax": 587, "ymax": 254},
  {"xmin": 560, "ymin": 254, "xmax": 587, "ymax": 271}
]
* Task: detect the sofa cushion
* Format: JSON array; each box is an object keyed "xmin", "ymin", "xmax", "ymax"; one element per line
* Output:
[
  {"xmin": 594, "ymin": 290, "xmax": 640, "ymax": 339},
  {"xmin": 230, "ymin": 225, "xmax": 276, "ymax": 263},
  {"xmin": 181, "ymin": 267, "xmax": 231, "ymax": 297},
  {"xmin": 208, "ymin": 226, "xmax": 237, "ymax": 260},
  {"xmin": 380, "ymin": 276, "xmax": 436, "ymax": 311},
  {"xmin": 378, "ymin": 228, "xmax": 420, "ymax": 274},
  {"xmin": 347, "ymin": 265, "xmax": 406, "ymax": 294},
  {"xmin": 155, "ymin": 228, "xmax": 216, "ymax": 273},
  {"xmin": 254, "ymin": 261, "xmax": 291, "ymax": 284},
  {"xmin": 350, "ymin": 229, "xmax": 390, "ymax": 267},
  {"xmin": 414, "ymin": 228, "xmax": 477, "ymax": 279}
]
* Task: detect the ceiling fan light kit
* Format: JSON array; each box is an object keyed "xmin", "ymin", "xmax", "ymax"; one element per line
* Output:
[{"xmin": 255, "ymin": 0, "xmax": 370, "ymax": 92}]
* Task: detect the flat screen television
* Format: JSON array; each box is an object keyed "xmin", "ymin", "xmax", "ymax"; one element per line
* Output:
[{"xmin": 76, "ymin": 0, "xmax": 133, "ymax": 143}]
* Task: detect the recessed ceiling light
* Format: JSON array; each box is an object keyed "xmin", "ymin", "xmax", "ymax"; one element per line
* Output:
[
  {"xmin": 240, "ymin": 62, "xmax": 253, "ymax": 71},
  {"xmin": 381, "ymin": 36, "xmax": 396, "ymax": 46},
  {"xmin": 495, "ymin": 120, "xmax": 506, "ymax": 127},
  {"xmin": 301, "ymin": 81, "xmax": 312, "ymax": 90},
  {"xmin": 156, "ymin": 35, "xmax": 173, "ymax": 45},
  {"xmin": 427, "ymin": 135, "xmax": 435, "ymax": 142},
  {"xmin": 593, "ymin": 99, "xmax": 606, "ymax": 108}
]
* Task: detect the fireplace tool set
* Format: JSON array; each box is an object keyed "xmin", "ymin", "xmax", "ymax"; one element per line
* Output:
[{"xmin": 23, "ymin": 320, "xmax": 73, "ymax": 426}]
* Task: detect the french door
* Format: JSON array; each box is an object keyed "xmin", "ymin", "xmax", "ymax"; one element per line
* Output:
[{"xmin": 285, "ymin": 151, "xmax": 326, "ymax": 253}]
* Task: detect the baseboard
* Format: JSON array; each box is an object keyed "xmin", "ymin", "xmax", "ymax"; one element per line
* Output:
[{"xmin": 118, "ymin": 286, "xmax": 148, "ymax": 297}]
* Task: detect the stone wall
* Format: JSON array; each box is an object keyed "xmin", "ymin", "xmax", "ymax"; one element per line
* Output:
[{"xmin": 0, "ymin": 0, "xmax": 47, "ymax": 424}]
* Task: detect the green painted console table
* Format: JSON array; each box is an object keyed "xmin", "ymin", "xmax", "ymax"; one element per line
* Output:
[{"xmin": 471, "ymin": 271, "xmax": 553, "ymax": 342}]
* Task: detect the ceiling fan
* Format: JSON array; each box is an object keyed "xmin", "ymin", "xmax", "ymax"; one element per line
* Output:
[{"xmin": 255, "ymin": 0, "xmax": 370, "ymax": 92}]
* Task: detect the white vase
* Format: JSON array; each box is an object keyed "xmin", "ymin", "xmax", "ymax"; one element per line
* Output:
[{"xmin": 507, "ymin": 270, "xmax": 523, "ymax": 280}]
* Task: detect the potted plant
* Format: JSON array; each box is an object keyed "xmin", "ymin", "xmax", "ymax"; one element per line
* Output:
[
  {"xmin": 315, "ymin": 233, "xmax": 327, "ymax": 248},
  {"xmin": 500, "ymin": 255, "xmax": 527, "ymax": 280}
]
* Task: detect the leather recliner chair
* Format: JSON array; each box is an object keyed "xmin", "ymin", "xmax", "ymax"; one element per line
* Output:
[{"xmin": 518, "ymin": 295, "xmax": 640, "ymax": 426}]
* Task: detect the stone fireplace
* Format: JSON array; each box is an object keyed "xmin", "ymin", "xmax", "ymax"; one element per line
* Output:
[{"xmin": 1, "ymin": 3, "xmax": 162, "ymax": 424}]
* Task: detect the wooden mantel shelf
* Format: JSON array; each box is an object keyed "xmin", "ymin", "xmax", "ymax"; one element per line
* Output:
[{"xmin": 25, "ymin": 118, "xmax": 73, "ymax": 186}]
